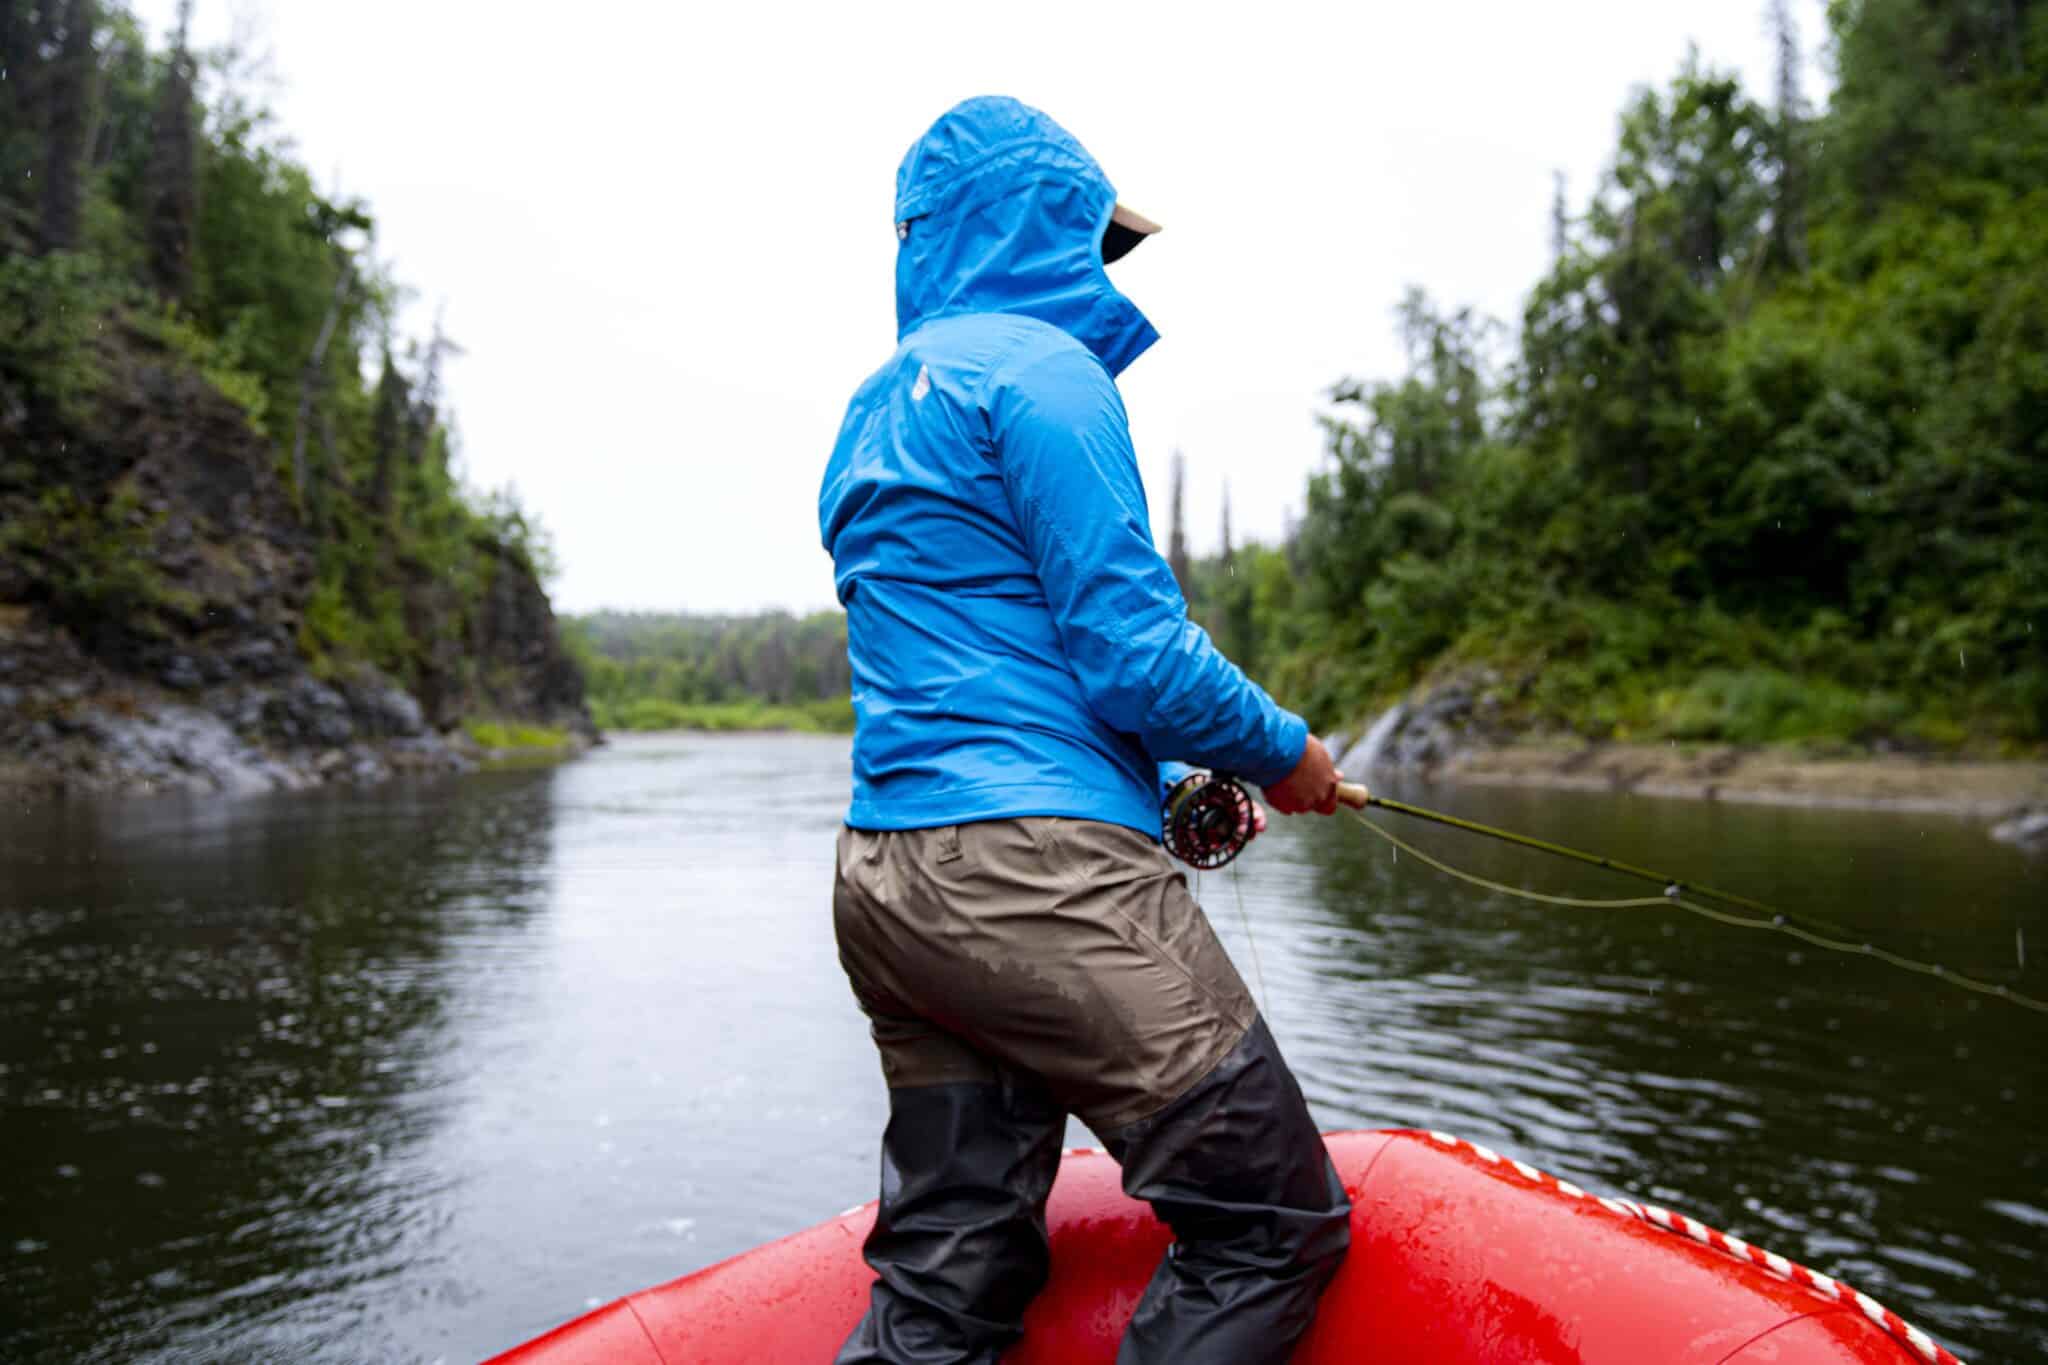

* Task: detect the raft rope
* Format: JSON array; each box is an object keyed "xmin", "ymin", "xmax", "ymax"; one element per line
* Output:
[
  {"xmin": 1413, "ymin": 1129, "xmax": 1966, "ymax": 1365},
  {"xmin": 1347, "ymin": 805, "xmax": 2048, "ymax": 1016}
]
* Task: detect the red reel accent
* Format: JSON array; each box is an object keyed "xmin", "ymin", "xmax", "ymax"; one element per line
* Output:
[{"xmin": 1163, "ymin": 775, "xmax": 1254, "ymax": 869}]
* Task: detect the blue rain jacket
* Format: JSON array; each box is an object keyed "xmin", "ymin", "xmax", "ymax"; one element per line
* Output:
[{"xmin": 819, "ymin": 96, "xmax": 1308, "ymax": 836}]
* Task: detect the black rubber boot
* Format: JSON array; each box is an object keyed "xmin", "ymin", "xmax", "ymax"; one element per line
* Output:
[
  {"xmin": 1100, "ymin": 1017, "xmax": 1352, "ymax": 1365},
  {"xmin": 835, "ymin": 1070, "xmax": 1066, "ymax": 1364}
]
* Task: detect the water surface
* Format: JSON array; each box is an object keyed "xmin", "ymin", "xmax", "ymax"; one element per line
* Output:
[{"xmin": 2, "ymin": 733, "xmax": 2042, "ymax": 1361}]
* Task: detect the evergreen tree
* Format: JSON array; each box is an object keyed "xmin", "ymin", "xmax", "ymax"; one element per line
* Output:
[
  {"xmin": 407, "ymin": 308, "xmax": 461, "ymax": 492},
  {"xmin": 369, "ymin": 350, "xmax": 407, "ymax": 522},
  {"xmin": 1766, "ymin": 0, "xmax": 1809, "ymax": 272},
  {"xmin": 37, "ymin": 0, "xmax": 95, "ymax": 253},
  {"xmin": 144, "ymin": 0, "xmax": 197, "ymax": 299},
  {"xmin": 0, "ymin": 2, "xmax": 40, "ymax": 251}
]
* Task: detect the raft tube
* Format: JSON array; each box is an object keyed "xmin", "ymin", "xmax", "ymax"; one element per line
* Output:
[{"xmin": 487, "ymin": 1129, "xmax": 1960, "ymax": 1364}]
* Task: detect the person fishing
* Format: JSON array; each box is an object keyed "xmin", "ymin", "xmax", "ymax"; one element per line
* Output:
[{"xmin": 817, "ymin": 96, "xmax": 1354, "ymax": 1364}]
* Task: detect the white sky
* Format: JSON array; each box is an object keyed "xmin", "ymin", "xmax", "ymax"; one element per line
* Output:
[{"xmin": 139, "ymin": 0, "xmax": 1829, "ymax": 616}]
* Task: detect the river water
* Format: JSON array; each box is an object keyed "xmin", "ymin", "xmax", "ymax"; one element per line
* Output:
[{"xmin": 2, "ymin": 732, "xmax": 2043, "ymax": 1362}]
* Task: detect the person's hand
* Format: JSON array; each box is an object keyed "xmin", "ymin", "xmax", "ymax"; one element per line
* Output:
[{"xmin": 1264, "ymin": 736, "xmax": 1343, "ymax": 815}]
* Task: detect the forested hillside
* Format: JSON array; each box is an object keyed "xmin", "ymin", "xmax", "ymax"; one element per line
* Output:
[
  {"xmin": 1, "ymin": 2, "xmax": 590, "ymax": 790},
  {"xmin": 1187, "ymin": 0, "xmax": 2046, "ymax": 753},
  {"xmin": 568, "ymin": 611, "xmax": 853, "ymax": 732}
]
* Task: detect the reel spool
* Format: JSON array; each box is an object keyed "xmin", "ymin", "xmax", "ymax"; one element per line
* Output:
[{"xmin": 1162, "ymin": 774, "xmax": 1256, "ymax": 870}]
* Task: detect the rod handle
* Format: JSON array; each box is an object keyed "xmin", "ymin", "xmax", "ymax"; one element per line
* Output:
[{"xmin": 1336, "ymin": 781, "xmax": 1372, "ymax": 810}]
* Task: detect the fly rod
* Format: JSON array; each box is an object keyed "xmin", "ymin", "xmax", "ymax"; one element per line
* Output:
[
  {"xmin": 1332, "ymin": 783, "xmax": 1800, "ymax": 925},
  {"xmin": 1171, "ymin": 775, "xmax": 1789, "ymax": 916},
  {"xmin": 1162, "ymin": 774, "xmax": 2047, "ymax": 1015}
]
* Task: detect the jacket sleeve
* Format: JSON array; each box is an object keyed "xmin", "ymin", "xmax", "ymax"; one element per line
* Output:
[{"xmin": 986, "ymin": 339, "xmax": 1308, "ymax": 788}]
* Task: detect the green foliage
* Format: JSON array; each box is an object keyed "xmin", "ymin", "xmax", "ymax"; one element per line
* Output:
[
  {"xmin": 296, "ymin": 568, "xmax": 408, "ymax": 679},
  {"xmin": 568, "ymin": 612, "xmax": 853, "ymax": 733},
  {"xmin": 1187, "ymin": 4, "xmax": 2048, "ymax": 750},
  {"xmin": 474, "ymin": 485, "xmax": 561, "ymax": 585},
  {"xmin": 1653, "ymin": 669, "xmax": 1907, "ymax": 747},
  {"xmin": 190, "ymin": 114, "xmax": 365, "ymax": 428},
  {"xmin": 0, "ymin": 485, "xmax": 167, "ymax": 625},
  {"xmin": 591, "ymin": 697, "xmax": 855, "ymax": 734},
  {"xmin": 0, "ymin": 253, "xmax": 114, "ymax": 425},
  {"xmin": 133, "ymin": 304, "xmax": 270, "ymax": 431},
  {"xmin": 464, "ymin": 718, "xmax": 575, "ymax": 751}
]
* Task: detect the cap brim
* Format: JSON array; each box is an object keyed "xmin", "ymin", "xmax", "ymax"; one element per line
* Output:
[
  {"xmin": 1111, "ymin": 202, "xmax": 1163, "ymax": 236},
  {"xmin": 1102, "ymin": 202, "xmax": 1162, "ymax": 265}
]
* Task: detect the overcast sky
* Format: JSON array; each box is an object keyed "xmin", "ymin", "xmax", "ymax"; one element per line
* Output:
[{"xmin": 139, "ymin": 0, "xmax": 1829, "ymax": 616}]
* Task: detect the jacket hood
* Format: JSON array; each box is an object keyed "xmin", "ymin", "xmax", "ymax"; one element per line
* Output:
[{"xmin": 893, "ymin": 96, "xmax": 1159, "ymax": 377}]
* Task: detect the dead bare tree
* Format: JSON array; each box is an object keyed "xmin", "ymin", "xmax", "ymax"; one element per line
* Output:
[
  {"xmin": 291, "ymin": 255, "xmax": 353, "ymax": 503},
  {"xmin": 406, "ymin": 305, "xmax": 464, "ymax": 484}
]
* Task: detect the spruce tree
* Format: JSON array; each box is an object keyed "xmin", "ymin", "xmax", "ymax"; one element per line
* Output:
[
  {"xmin": 1767, "ymin": 0, "xmax": 1809, "ymax": 272},
  {"xmin": 145, "ymin": 0, "xmax": 197, "ymax": 298},
  {"xmin": 37, "ymin": 0, "xmax": 94, "ymax": 253},
  {"xmin": 369, "ymin": 350, "xmax": 408, "ymax": 523}
]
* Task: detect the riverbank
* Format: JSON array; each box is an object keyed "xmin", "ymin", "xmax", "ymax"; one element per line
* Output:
[
  {"xmin": 1326, "ymin": 684, "xmax": 2048, "ymax": 846},
  {"xmin": 0, "ymin": 672, "xmax": 598, "ymax": 798},
  {"xmin": 592, "ymin": 697, "xmax": 854, "ymax": 734},
  {"xmin": 1431, "ymin": 741, "xmax": 2048, "ymax": 818}
]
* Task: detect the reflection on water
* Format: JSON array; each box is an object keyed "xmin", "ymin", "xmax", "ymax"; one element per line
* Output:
[
  {"xmin": 1, "ymin": 772, "xmax": 560, "ymax": 1363},
  {"xmin": 1, "ymin": 736, "xmax": 2043, "ymax": 1361}
]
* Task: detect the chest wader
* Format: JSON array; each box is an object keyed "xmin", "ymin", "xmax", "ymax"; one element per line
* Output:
[{"xmin": 831, "ymin": 819, "xmax": 1351, "ymax": 1365}]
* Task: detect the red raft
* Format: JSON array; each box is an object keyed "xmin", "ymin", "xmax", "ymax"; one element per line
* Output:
[{"xmin": 488, "ymin": 1129, "xmax": 1960, "ymax": 1365}]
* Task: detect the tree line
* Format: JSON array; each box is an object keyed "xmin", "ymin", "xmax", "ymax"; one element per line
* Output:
[
  {"xmin": 566, "ymin": 611, "xmax": 853, "ymax": 732},
  {"xmin": 1175, "ymin": 0, "xmax": 2046, "ymax": 751}
]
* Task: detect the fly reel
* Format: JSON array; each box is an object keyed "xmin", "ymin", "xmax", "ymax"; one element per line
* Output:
[{"xmin": 1162, "ymin": 774, "xmax": 1256, "ymax": 870}]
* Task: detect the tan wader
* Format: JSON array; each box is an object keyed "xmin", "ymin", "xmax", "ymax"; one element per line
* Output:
[{"xmin": 833, "ymin": 816, "xmax": 1351, "ymax": 1365}]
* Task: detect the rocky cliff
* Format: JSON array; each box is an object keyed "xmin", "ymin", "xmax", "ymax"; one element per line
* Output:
[{"xmin": 0, "ymin": 322, "xmax": 592, "ymax": 795}]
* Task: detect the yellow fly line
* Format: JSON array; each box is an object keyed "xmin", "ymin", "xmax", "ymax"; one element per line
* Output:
[{"xmin": 1337, "ymin": 795, "xmax": 2048, "ymax": 1017}]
